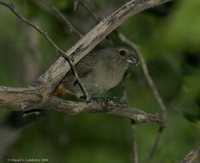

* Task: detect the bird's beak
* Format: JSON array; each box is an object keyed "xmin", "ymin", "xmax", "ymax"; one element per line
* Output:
[{"xmin": 127, "ymin": 55, "xmax": 140, "ymax": 65}]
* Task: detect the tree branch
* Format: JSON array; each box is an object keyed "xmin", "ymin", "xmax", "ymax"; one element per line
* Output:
[
  {"xmin": 0, "ymin": 1, "xmax": 90, "ymax": 101},
  {"xmin": 0, "ymin": 88, "xmax": 163, "ymax": 125},
  {"xmin": 180, "ymin": 146, "xmax": 200, "ymax": 163},
  {"xmin": 37, "ymin": 0, "xmax": 171, "ymax": 96},
  {"xmin": 0, "ymin": 86, "xmax": 41, "ymax": 111},
  {"xmin": 117, "ymin": 33, "xmax": 167, "ymax": 162},
  {"xmin": 49, "ymin": 97, "xmax": 163, "ymax": 125},
  {"xmin": 39, "ymin": 0, "xmax": 83, "ymax": 37},
  {"xmin": 77, "ymin": 2, "xmax": 168, "ymax": 160},
  {"xmin": 0, "ymin": 0, "xmax": 170, "ymax": 126}
]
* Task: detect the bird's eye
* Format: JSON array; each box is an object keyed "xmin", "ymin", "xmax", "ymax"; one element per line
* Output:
[{"xmin": 119, "ymin": 49, "xmax": 126, "ymax": 56}]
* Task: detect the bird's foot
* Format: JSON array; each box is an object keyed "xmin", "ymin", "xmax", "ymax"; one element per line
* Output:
[{"xmin": 88, "ymin": 96, "xmax": 128, "ymax": 107}]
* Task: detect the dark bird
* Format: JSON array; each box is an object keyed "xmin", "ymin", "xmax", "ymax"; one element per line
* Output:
[{"xmin": 55, "ymin": 47, "xmax": 139, "ymax": 97}]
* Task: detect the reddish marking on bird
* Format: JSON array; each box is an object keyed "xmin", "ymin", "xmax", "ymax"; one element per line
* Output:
[{"xmin": 55, "ymin": 84, "xmax": 66, "ymax": 96}]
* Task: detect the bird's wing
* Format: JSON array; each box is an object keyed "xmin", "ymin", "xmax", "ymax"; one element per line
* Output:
[{"xmin": 62, "ymin": 53, "xmax": 95, "ymax": 83}]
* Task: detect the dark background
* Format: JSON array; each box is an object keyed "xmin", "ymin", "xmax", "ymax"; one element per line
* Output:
[{"xmin": 0, "ymin": 0, "xmax": 200, "ymax": 162}]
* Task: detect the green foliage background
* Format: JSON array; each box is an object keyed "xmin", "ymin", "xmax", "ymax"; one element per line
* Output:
[{"xmin": 0, "ymin": 0, "xmax": 200, "ymax": 162}]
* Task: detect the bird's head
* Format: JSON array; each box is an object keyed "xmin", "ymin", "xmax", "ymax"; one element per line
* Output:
[{"xmin": 117, "ymin": 47, "xmax": 139, "ymax": 66}]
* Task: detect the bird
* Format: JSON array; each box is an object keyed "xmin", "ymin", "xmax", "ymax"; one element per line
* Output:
[{"xmin": 55, "ymin": 47, "xmax": 139, "ymax": 98}]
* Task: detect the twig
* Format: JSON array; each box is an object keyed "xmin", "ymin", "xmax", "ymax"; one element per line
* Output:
[
  {"xmin": 0, "ymin": 86, "xmax": 164, "ymax": 125},
  {"xmin": 0, "ymin": 1, "xmax": 90, "ymax": 101},
  {"xmin": 117, "ymin": 34, "xmax": 167, "ymax": 120},
  {"xmin": 77, "ymin": 2, "xmax": 141, "ymax": 161},
  {"xmin": 39, "ymin": 0, "xmax": 83, "ymax": 37},
  {"xmin": 147, "ymin": 129, "xmax": 163, "ymax": 162},
  {"xmin": 37, "ymin": 0, "xmax": 171, "ymax": 100},
  {"xmin": 0, "ymin": 0, "xmax": 170, "ymax": 124},
  {"xmin": 121, "ymin": 80, "xmax": 139, "ymax": 163},
  {"xmin": 49, "ymin": 97, "xmax": 164, "ymax": 125},
  {"xmin": 78, "ymin": 1, "xmax": 168, "ymax": 120},
  {"xmin": 75, "ymin": 0, "xmax": 114, "ymax": 45},
  {"xmin": 180, "ymin": 146, "xmax": 200, "ymax": 163},
  {"xmin": 75, "ymin": 1, "xmax": 167, "ymax": 122},
  {"xmin": 73, "ymin": 2, "xmax": 141, "ymax": 160},
  {"xmin": 75, "ymin": 0, "xmax": 101, "ymax": 23},
  {"xmin": 131, "ymin": 122, "xmax": 139, "ymax": 163},
  {"xmin": 24, "ymin": 18, "xmax": 40, "ymax": 84},
  {"xmin": 75, "ymin": 2, "xmax": 167, "ymax": 161},
  {"xmin": 116, "ymin": 32, "xmax": 168, "ymax": 162}
]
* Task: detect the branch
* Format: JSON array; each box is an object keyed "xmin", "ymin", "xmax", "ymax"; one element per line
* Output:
[
  {"xmin": 0, "ymin": 0, "xmax": 170, "ymax": 125},
  {"xmin": 131, "ymin": 124, "xmax": 139, "ymax": 163},
  {"xmin": 0, "ymin": 86, "xmax": 41, "ymax": 111},
  {"xmin": 39, "ymin": 0, "xmax": 83, "ymax": 37},
  {"xmin": 75, "ymin": 2, "xmax": 168, "ymax": 161},
  {"xmin": 41, "ymin": 0, "xmax": 168, "ymax": 124},
  {"xmin": 117, "ymin": 33, "xmax": 167, "ymax": 121},
  {"xmin": 117, "ymin": 33, "xmax": 167, "ymax": 162},
  {"xmin": 180, "ymin": 146, "xmax": 200, "ymax": 163},
  {"xmin": 0, "ymin": 1, "xmax": 90, "ymax": 101},
  {"xmin": 74, "ymin": 0, "xmax": 168, "ymax": 122},
  {"xmin": 0, "ymin": 88, "xmax": 163, "ymax": 125},
  {"xmin": 49, "ymin": 97, "xmax": 163, "ymax": 125},
  {"xmin": 38, "ymin": 0, "xmax": 171, "ymax": 95}
]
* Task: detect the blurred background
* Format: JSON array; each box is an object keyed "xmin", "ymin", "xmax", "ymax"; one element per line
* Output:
[{"xmin": 0, "ymin": 0, "xmax": 200, "ymax": 162}]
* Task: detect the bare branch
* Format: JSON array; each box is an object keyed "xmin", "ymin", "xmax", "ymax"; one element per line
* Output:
[
  {"xmin": 180, "ymin": 146, "xmax": 200, "ymax": 163},
  {"xmin": 0, "ymin": 0, "xmax": 170, "ymax": 127},
  {"xmin": 117, "ymin": 32, "xmax": 167, "ymax": 162},
  {"xmin": 24, "ymin": 18, "xmax": 40, "ymax": 84},
  {"xmin": 53, "ymin": 0, "xmax": 168, "ymax": 122},
  {"xmin": 0, "ymin": 86, "xmax": 41, "ymax": 111},
  {"xmin": 75, "ymin": 2, "xmax": 142, "ymax": 161},
  {"xmin": 38, "ymin": 0, "xmax": 171, "ymax": 96},
  {"xmin": 77, "ymin": 2, "xmax": 168, "ymax": 161},
  {"xmin": 39, "ymin": 0, "xmax": 83, "ymax": 37},
  {"xmin": 49, "ymin": 97, "xmax": 164, "ymax": 125},
  {"xmin": 75, "ymin": 0, "xmax": 114, "ymax": 45},
  {"xmin": 122, "ymin": 80, "xmax": 139, "ymax": 163},
  {"xmin": 0, "ymin": 1, "xmax": 90, "ymax": 101},
  {"xmin": 131, "ymin": 123, "xmax": 139, "ymax": 163},
  {"xmin": 117, "ymin": 33, "xmax": 167, "ymax": 120},
  {"xmin": 75, "ymin": 0, "xmax": 101, "ymax": 22},
  {"xmin": 0, "ymin": 88, "xmax": 163, "ymax": 125}
]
